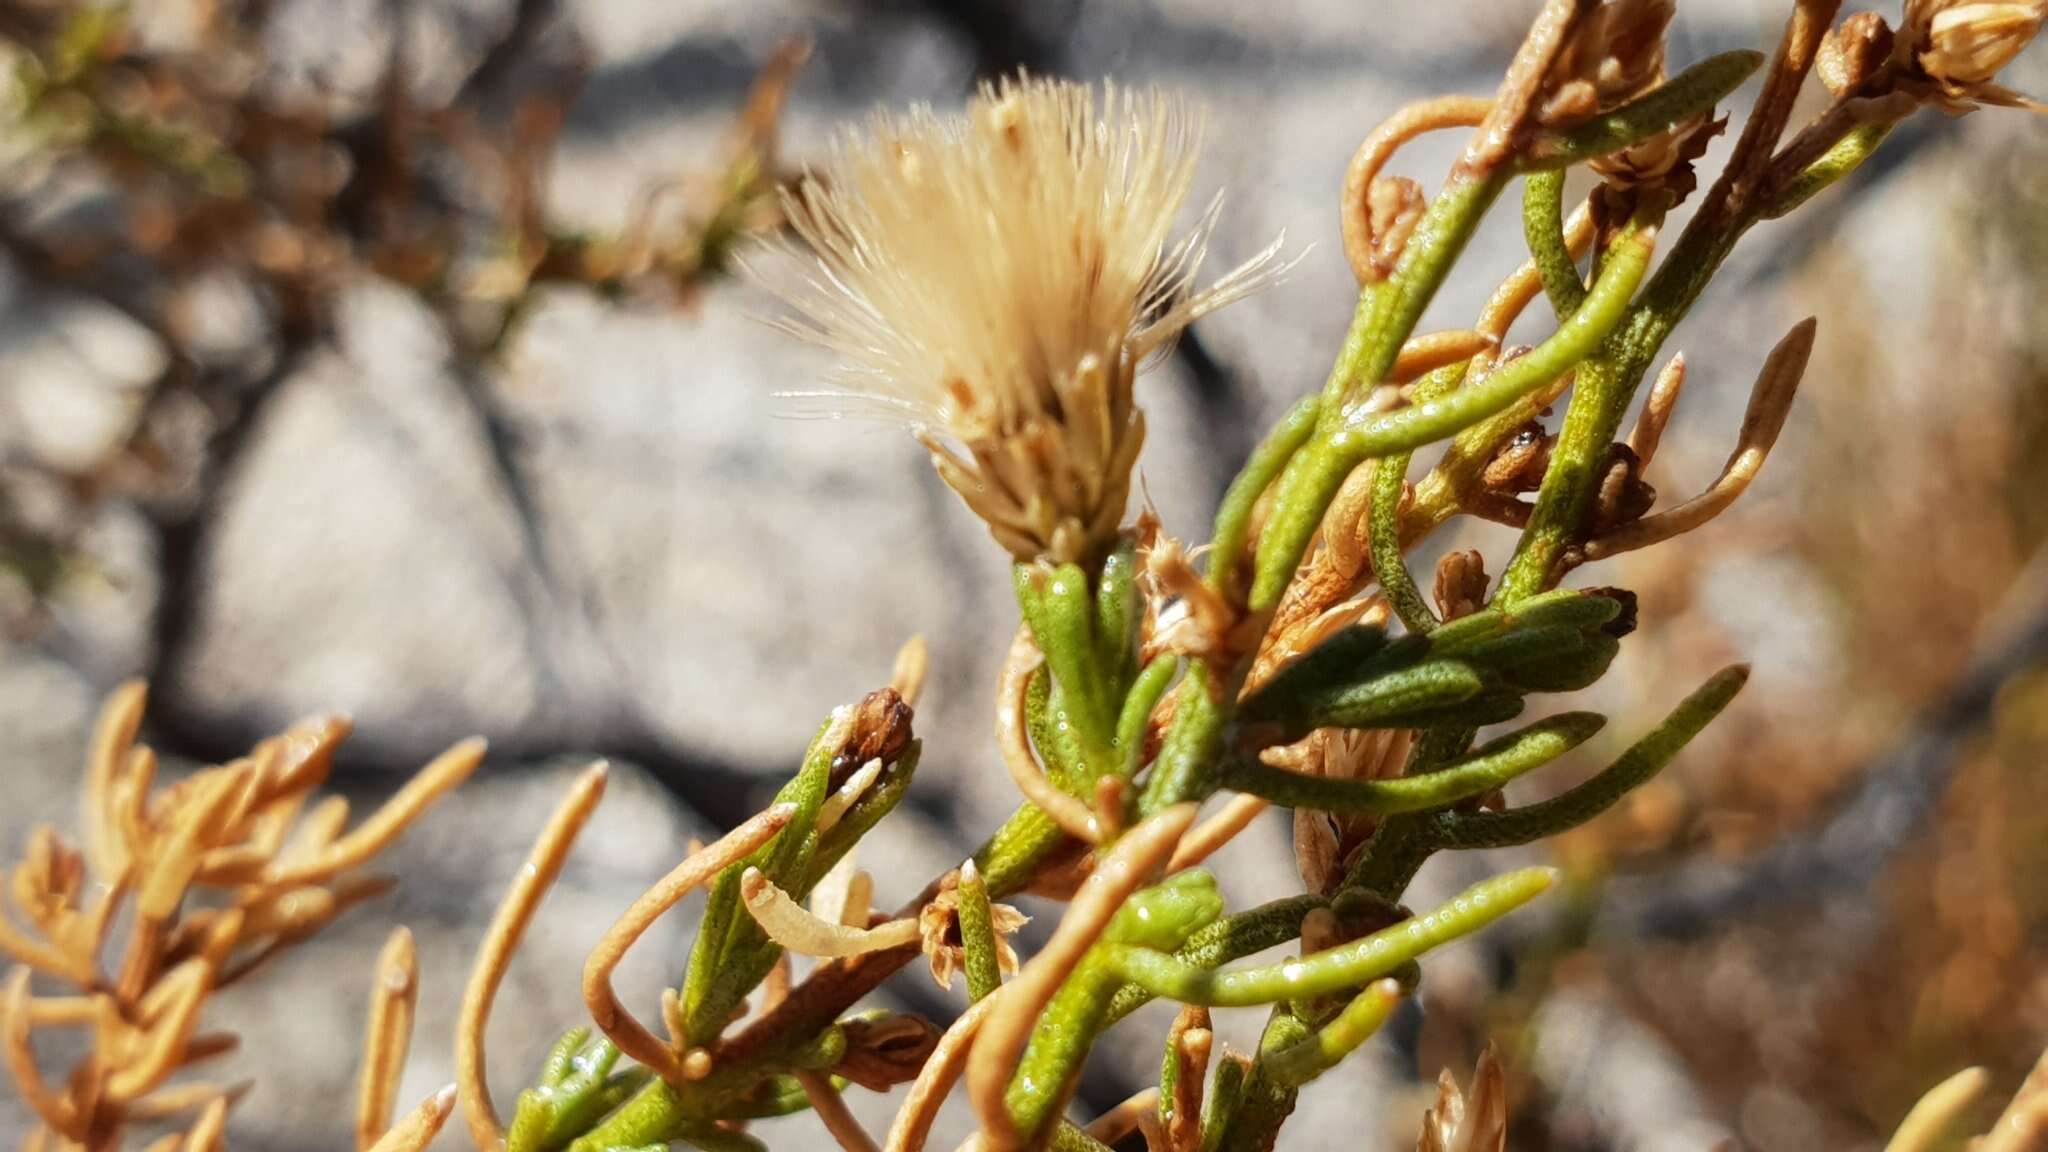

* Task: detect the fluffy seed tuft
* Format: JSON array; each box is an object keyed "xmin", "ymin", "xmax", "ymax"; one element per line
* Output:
[{"xmin": 754, "ymin": 75, "xmax": 1284, "ymax": 563}]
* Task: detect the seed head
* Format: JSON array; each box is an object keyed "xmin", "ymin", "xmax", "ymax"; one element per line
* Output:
[
  {"xmin": 1894, "ymin": 0, "xmax": 2047, "ymax": 110},
  {"xmin": 756, "ymin": 76, "xmax": 1284, "ymax": 564},
  {"xmin": 1905, "ymin": 0, "xmax": 2044, "ymax": 87}
]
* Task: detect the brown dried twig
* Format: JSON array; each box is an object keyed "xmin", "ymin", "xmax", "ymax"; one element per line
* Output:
[
  {"xmin": 459, "ymin": 763, "xmax": 610, "ymax": 1149},
  {"xmin": 355, "ymin": 927, "xmax": 419, "ymax": 1152},
  {"xmin": 994, "ymin": 626, "xmax": 1104, "ymax": 843},
  {"xmin": 581, "ymin": 803, "xmax": 797, "ymax": 1084},
  {"xmin": 1577, "ymin": 317, "xmax": 1813, "ymax": 563}
]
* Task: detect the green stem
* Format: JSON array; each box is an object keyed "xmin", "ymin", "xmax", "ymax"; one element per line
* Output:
[
  {"xmin": 973, "ymin": 804, "xmax": 1071, "ymax": 894},
  {"xmin": 679, "ymin": 716, "xmax": 836, "ymax": 1043},
  {"xmin": 1250, "ymin": 202, "xmax": 1658, "ymax": 611},
  {"xmin": 1314, "ymin": 288, "xmax": 1385, "ymax": 413},
  {"xmin": 1340, "ymin": 816, "xmax": 1437, "ymax": 899},
  {"xmin": 1049, "ymin": 1126, "xmax": 1119, "ymax": 1152},
  {"xmin": 1522, "ymin": 168, "xmax": 1586, "ymax": 319},
  {"xmin": 956, "ymin": 861, "xmax": 1003, "ymax": 1005},
  {"xmin": 1201, "ymin": 1055, "xmax": 1250, "ymax": 1152},
  {"xmin": 1216, "ymin": 1011, "xmax": 1311, "ymax": 1152},
  {"xmin": 800, "ymin": 744, "xmax": 919, "ymax": 892},
  {"xmin": 1264, "ymin": 979, "xmax": 1403, "ymax": 1087},
  {"xmin": 1117, "ymin": 654, "xmax": 1180, "ymax": 780},
  {"xmin": 1104, "ymin": 896, "xmax": 1328, "ymax": 1025},
  {"xmin": 1006, "ymin": 953, "xmax": 1128, "ymax": 1142},
  {"xmin": 1016, "ymin": 562, "xmax": 1118, "ymax": 752},
  {"xmin": 1367, "ymin": 358, "xmax": 1475, "ymax": 635},
  {"xmin": 1428, "ymin": 665, "xmax": 1748, "ymax": 849},
  {"xmin": 1210, "ymin": 395, "xmax": 1321, "ymax": 605},
  {"xmin": 1004, "ymin": 876, "xmax": 1223, "ymax": 1143},
  {"xmin": 1220, "ymin": 712, "xmax": 1603, "ymax": 814},
  {"xmin": 1763, "ymin": 120, "xmax": 1897, "ymax": 220},
  {"xmin": 1095, "ymin": 543, "xmax": 1141, "ymax": 692},
  {"xmin": 1138, "ymin": 661, "xmax": 1230, "ymax": 814},
  {"xmin": 1328, "ymin": 173, "xmax": 1510, "ymax": 418},
  {"xmin": 1494, "ymin": 201, "xmax": 1671, "ymax": 603},
  {"xmin": 1104, "ymin": 868, "xmax": 1554, "ymax": 1006},
  {"xmin": 1370, "ymin": 450, "xmax": 1436, "ymax": 632}
]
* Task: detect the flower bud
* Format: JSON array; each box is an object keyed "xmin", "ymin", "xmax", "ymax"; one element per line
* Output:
[{"xmin": 1818, "ymin": 11, "xmax": 1897, "ymax": 98}]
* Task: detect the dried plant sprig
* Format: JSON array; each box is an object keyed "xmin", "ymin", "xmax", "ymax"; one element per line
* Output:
[
  {"xmin": 1626, "ymin": 351, "xmax": 1686, "ymax": 465},
  {"xmin": 996, "ymin": 627, "xmax": 1105, "ymax": 844},
  {"xmin": 1165, "ymin": 794, "xmax": 1271, "ymax": 873},
  {"xmin": 260, "ymin": 737, "xmax": 486, "ymax": 889},
  {"xmin": 885, "ymin": 992, "xmax": 998, "ymax": 1152},
  {"xmin": 1081, "ymin": 1088, "xmax": 1161, "ymax": 1146},
  {"xmin": 797, "ymin": 1068, "xmax": 883, "ymax": 1152},
  {"xmin": 817, "ymin": 760, "xmax": 886, "ymax": 835},
  {"xmin": 889, "ymin": 635, "xmax": 931, "ymax": 709},
  {"xmin": 757, "ymin": 75, "xmax": 1286, "ymax": 565},
  {"xmin": 3, "ymin": 683, "xmax": 474, "ymax": 1149},
  {"xmin": 1977, "ymin": 1047, "xmax": 2048, "ymax": 1152},
  {"xmin": 1340, "ymin": 95, "xmax": 1494, "ymax": 284},
  {"xmin": 1159, "ymin": 1004, "xmax": 1212, "ymax": 1150},
  {"xmin": 1896, "ymin": 0, "xmax": 2048, "ymax": 110}
]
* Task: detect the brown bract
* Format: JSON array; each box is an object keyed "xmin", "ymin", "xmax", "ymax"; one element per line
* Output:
[
  {"xmin": 1415, "ymin": 1046, "xmax": 1509, "ymax": 1152},
  {"xmin": 917, "ymin": 876, "xmax": 1028, "ymax": 992}
]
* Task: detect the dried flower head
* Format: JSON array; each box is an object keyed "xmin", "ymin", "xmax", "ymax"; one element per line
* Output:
[
  {"xmin": 1434, "ymin": 550, "xmax": 1490, "ymax": 622},
  {"xmin": 1544, "ymin": 0, "xmax": 1719, "ymax": 196},
  {"xmin": 1907, "ymin": 0, "xmax": 2044, "ymax": 85},
  {"xmin": 758, "ymin": 75, "xmax": 1283, "ymax": 564},
  {"xmin": 1588, "ymin": 109, "xmax": 1724, "ymax": 194},
  {"xmin": 1897, "ymin": 0, "xmax": 2047, "ymax": 109},
  {"xmin": 1268, "ymin": 726, "xmax": 1412, "ymax": 895},
  {"xmin": 1540, "ymin": 0, "xmax": 1678, "ymax": 126}
]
